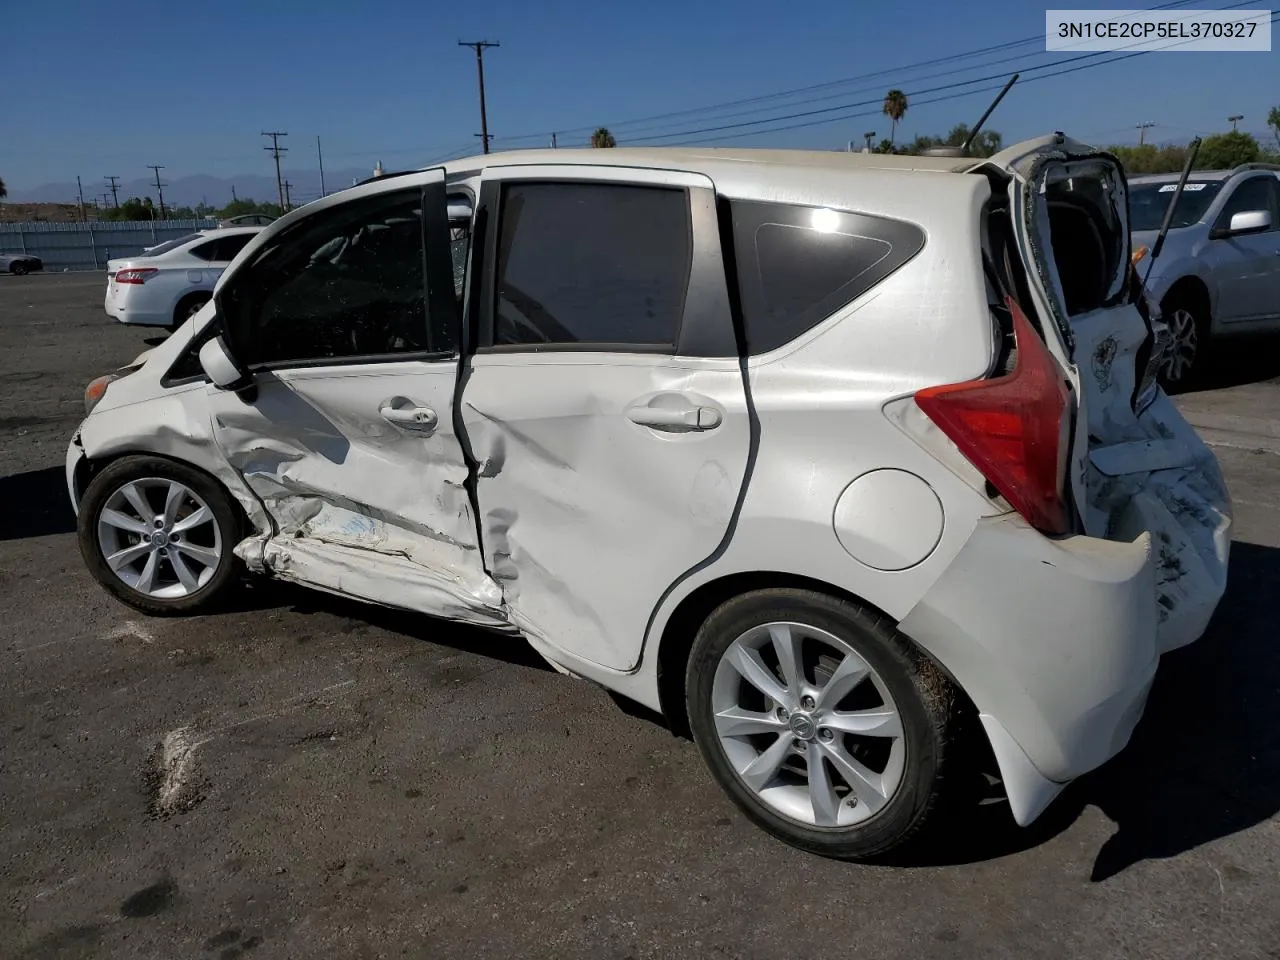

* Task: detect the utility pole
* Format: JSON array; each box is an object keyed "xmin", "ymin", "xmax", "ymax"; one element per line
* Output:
[
  {"xmin": 459, "ymin": 40, "xmax": 499, "ymax": 153},
  {"xmin": 105, "ymin": 175, "xmax": 121, "ymax": 207},
  {"xmin": 1135, "ymin": 121, "xmax": 1156, "ymax": 145},
  {"xmin": 100, "ymin": 192, "xmax": 112, "ymax": 210},
  {"xmin": 317, "ymin": 136, "xmax": 326, "ymax": 197},
  {"xmin": 147, "ymin": 165, "xmax": 167, "ymax": 219},
  {"xmin": 76, "ymin": 176, "xmax": 86, "ymax": 221},
  {"xmin": 262, "ymin": 131, "xmax": 288, "ymax": 211},
  {"xmin": 283, "ymin": 180, "xmax": 293, "ymax": 210},
  {"xmin": 231, "ymin": 184, "xmax": 238, "ymax": 202},
  {"xmin": 862, "ymin": 131, "xmax": 877, "ymax": 152},
  {"xmin": 1228, "ymin": 114, "xmax": 1243, "ymax": 133},
  {"xmin": 551, "ymin": 132, "xmax": 558, "ymax": 148}
]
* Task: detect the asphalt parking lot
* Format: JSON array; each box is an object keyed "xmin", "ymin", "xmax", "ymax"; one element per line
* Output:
[{"xmin": 3, "ymin": 273, "xmax": 1280, "ymax": 960}]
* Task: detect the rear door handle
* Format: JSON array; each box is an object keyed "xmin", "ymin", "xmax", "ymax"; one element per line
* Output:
[
  {"xmin": 380, "ymin": 400, "xmax": 438, "ymax": 432},
  {"xmin": 626, "ymin": 403, "xmax": 722, "ymax": 431}
]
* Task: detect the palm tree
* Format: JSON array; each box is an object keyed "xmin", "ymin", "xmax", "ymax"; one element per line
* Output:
[
  {"xmin": 590, "ymin": 128, "xmax": 617, "ymax": 148},
  {"xmin": 882, "ymin": 90, "xmax": 909, "ymax": 148}
]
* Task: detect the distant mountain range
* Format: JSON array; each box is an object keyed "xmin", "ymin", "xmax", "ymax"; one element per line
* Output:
[{"xmin": 13, "ymin": 168, "xmax": 377, "ymax": 207}]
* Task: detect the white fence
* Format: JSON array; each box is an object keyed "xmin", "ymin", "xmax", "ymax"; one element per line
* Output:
[{"xmin": 0, "ymin": 220, "xmax": 219, "ymax": 272}]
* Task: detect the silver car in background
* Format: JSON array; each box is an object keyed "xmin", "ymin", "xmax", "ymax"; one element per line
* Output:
[{"xmin": 1130, "ymin": 163, "xmax": 1280, "ymax": 386}]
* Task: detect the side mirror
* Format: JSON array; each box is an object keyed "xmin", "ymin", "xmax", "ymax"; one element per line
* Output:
[
  {"xmin": 198, "ymin": 335, "xmax": 248, "ymax": 390},
  {"xmin": 1214, "ymin": 208, "xmax": 1272, "ymax": 238}
]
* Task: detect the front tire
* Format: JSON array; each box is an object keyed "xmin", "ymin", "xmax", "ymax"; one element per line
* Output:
[
  {"xmin": 686, "ymin": 589, "xmax": 956, "ymax": 860},
  {"xmin": 77, "ymin": 456, "xmax": 243, "ymax": 615},
  {"xmin": 1157, "ymin": 292, "xmax": 1210, "ymax": 389},
  {"xmin": 11, "ymin": 262, "xmax": 28, "ymax": 276}
]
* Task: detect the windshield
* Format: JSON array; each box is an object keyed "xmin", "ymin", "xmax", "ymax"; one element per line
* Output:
[
  {"xmin": 139, "ymin": 233, "xmax": 203, "ymax": 258},
  {"xmin": 1128, "ymin": 181, "xmax": 1224, "ymax": 232}
]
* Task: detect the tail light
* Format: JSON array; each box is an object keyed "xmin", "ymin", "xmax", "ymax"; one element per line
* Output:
[
  {"xmin": 115, "ymin": 267, "xmax": 158, "ymax": 284},
  {"xmin": 914, "ymin": 296, "xmax": 1071, "ymax": 535}
]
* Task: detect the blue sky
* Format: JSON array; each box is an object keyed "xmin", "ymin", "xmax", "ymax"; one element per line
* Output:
[{"xmin": 1, "ymin": 0, "xmax": 1275, "ymax": 195}]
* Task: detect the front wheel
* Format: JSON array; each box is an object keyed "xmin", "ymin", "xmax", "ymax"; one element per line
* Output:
[
  {"xmin": 77, "ymin": 456, "xmax": 243, "ymax": 615},
  {"xmin": 11, "ymin": 262, "xmax": 28, "ymax": 276},
  {"xmin": 1157, "ymin": 294, "xmax": 1209, "ymax": 389},
  {"xmin": 686, "ymin": 589, "xmax": 957, "ymax": 860}
]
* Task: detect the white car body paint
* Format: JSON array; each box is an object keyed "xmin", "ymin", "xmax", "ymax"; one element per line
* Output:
[
  {"xmin": 66, "ymin": 139, "xmax": 1231, "ymax": 831},
  {"xmin": 104, "ymin": 227, "xmax": 263, "ymax": 328}
]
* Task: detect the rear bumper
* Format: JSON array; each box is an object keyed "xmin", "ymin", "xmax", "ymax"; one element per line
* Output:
[
  {"xmin": 900, "ymin": 510, "xmax": 1227, "ymax": 825},
  {"xmin": 106, "ymin": 307, "xmax": 168, "ymax": 326}
]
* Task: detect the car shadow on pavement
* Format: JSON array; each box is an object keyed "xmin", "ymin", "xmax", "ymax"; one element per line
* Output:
[
  {"xmin": 1167, "ymin": 334, "xmax": 1280, "ymax": 395},
  {"xmin": 0, "ymin": 465, "xmax": 75, "ymax": 540},
  {"xmin": 220, "ymin": 576, "xmax": 555, "ymax": 673},
  {"xmin": 893, "ymin": 539, "xmax": 1280, "ymax": 878}
]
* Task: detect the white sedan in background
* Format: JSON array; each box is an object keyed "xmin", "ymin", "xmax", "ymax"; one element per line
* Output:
[{"xmin": 105, "ymin": 227, "xmax": 262, "ymax": 329}]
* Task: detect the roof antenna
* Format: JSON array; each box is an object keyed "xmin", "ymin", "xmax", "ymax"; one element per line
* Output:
[{"xmin": 922, "ymin": 73, "xmax": 1019, "ymax": 158}]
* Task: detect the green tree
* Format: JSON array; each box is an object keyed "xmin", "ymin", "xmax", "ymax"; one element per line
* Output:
[
  {"xmin": 99, "ymin": 197, "xmax": 156, "ymax": 221},
  {"xmin": 0, "ymin": 176, "xmax": 6, "ymax": 201},
  {"xmin": 882, "ymin": 89, "xmax": 908, "ymax": 147},
  {"xmin": 590, "ymin": 127, "xmax": 617, "ymax": 148},
  {"xmin": 1267, "ymin": 105, "xmax": 1280, "ymax": 151},
  {"xmin": 219, "ymin": 198, "xmax": 282, "ymax": 219},
  {"xmin": 1196, "ymin": 131, "xmax": 1260, "ymax": 169}
]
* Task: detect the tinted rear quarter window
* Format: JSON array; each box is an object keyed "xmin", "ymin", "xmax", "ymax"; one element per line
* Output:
[
  {"xmin": 730, "ymin": 201, "xmax": 926, "ymax": 354},
  {"xmin": 493, "ymin": 182, "xmax": 691, "ymax": 348}
]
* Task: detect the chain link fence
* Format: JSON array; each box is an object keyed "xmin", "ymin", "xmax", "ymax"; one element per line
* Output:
[{"xmin": 0, "ymin": 220, "xmax": 219, "ymax": 273}]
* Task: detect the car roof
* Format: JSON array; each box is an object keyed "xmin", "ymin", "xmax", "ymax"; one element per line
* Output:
[
  {"xmin": 196, "ymin": 226, "xmax": 265, "ymax": 237},
  {"xmin": 442, "ymin": 146, "xmax": 979, "ymax": 178},
  {"xmin": 1128, "ymin": 170, "xmax": 1235, "ymax": 184}
]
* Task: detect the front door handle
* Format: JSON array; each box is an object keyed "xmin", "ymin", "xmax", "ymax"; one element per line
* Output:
[
  {"xmin": 380, "ymin": 399, "xmax": 438, "ymax": 432},
  {"xmin": 626, "ymin": 403, "xmax": 722, "ymax": 431}
]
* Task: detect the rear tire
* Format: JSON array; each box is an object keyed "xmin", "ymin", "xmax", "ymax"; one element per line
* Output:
[
  {"xmin": 171, "ymin": 293, "xmax": 210, "ymax": 330},
  {"xmin": 1157, "ymin": 290, "xmax": 1210, "ymax": 390},
  {"xmin": 78, "ymin": 456, "xmax": 243, "ymax": 615},
  {"xmin": 685, "ymin": 588, "xmax": 957, "ymax": 860}
]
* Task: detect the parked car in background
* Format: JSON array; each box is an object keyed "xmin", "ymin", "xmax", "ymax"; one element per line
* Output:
[
  {"xmin": 104, "ymin": 227, "xmax": 262, "ymax": 329},
  {"xmin": 67, "ymin": 136, "xmax": 1230, "ymax": 861},
  {"xmin": 1130, "ymin": 163, "xmax": 1280, "ymax": 386},
  {"xmin": 0, "ymin": 252, "xmax": 44, "ymax": 276},
  {"xmin": 218, "ymin": 213, "xmax": 276, "ymax": 228}
]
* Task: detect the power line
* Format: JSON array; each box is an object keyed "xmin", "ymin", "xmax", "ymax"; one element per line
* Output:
[
  {"xmin": 1136, "ymin": 121, "xmax": 1157, "ymax": 145},
  {"xmin": 147, "ymin": 164, "xmax": 167, "ymax": 219},
  {"xmin": 668, "ymin": 12, "xmax": 1280, "ymax": 148},
  {"xmin": 624, "ymin": 1, "xmax": 1267, "ymax": 146},
  {"xmin": 459, "ymin": 41, "xmax": 500, "ymax": 154},
  {"xmin": 493, "ymin": 0, "xmax": 1206, "ymax": 145},
  {"xmin": 262, "ymin": 131, "xmax": 288, "ymax": 210}
]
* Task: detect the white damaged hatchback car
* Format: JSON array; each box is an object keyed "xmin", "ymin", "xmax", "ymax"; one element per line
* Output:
[{"xmin": 67, "ymin": 135, "xmax": 1231, "ymax": 860}]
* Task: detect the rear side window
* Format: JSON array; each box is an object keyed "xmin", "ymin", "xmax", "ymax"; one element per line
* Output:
[
  {"xmin": 492, "ymin": 182, "xmax": 691, "ymax": 348},
  {"xmin": 1216, "ymin": 176, "xmax": 1279, "ymax": 229},
  {"xmin": 730, "ymin": 201, "xmax": 926, "ymax": 354},
  {"xmin": 211, "ymin": 233, "xmax": 255, "ymax": 262}
]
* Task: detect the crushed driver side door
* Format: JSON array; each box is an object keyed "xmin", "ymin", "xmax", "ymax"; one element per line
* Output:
[{"xmin": 203, "ymin": 171, "xmax": 509, "ymax": 628}]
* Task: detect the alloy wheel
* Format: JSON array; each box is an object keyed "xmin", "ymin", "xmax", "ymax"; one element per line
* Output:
[
  {"xmin": 710, "ymin": 621, "xmax": 906, "ymax": 828},
  {"xmin": 1159, "ymin": 307, "xmax": 1198, "ymax": 384},
  {"xmin": 95, "ymin": 477, "xmax": 223, "ymax": 599}
]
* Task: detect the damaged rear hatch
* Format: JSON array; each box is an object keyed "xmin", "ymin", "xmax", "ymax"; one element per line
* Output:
[{"xmin": 982, "ymin": 134, "xmax": 1231, "ymax": 651}]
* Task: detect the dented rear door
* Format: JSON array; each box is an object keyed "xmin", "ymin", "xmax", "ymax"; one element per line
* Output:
[
  {"xmin": 204, "ymin": 169, "xmax": 508, "ymax": 627},
  {"xmin": 460, "ymin": 166, "xmax": 750, "ymax": 671}
]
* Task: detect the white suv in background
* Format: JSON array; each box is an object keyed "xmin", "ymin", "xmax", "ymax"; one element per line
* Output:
[
  {"xmin": 104, "ymin": 227, "xmax": 262, "ymax": 329},
  {"xmin": 66, "ymin": 137, "xmax": 1230, "ymax": 861}
]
